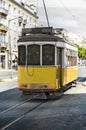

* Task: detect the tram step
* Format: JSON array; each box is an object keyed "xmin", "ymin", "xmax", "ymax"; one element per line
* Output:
[{"xmin": 32, "ymin": 93, "xmax": 47, "ymax": 99}]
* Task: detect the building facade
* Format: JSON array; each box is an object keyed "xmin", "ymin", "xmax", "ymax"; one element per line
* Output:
[{"xmin": 0, "ymin": 0, "xmax": 38, "ymax": 69}]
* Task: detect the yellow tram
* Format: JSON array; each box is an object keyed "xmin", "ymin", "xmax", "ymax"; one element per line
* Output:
[{"xmin": 17, "ymin": 27, "xmax": 78, "ymax": 98}]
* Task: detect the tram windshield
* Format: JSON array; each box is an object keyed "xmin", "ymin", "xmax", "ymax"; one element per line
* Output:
[
  {"xmin": 18, "ymin": 44, "xmax": 55, "ymax": 66},
  {"xmin": 42, "ymin": 44, "xmax": 55, "ymax": 65},
  {"xmin": 27, "ymin": 44, "xmax": 40, "ymax": 65}
]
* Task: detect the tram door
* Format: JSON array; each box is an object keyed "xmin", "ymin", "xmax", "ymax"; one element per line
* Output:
[{"xmin": 57, "ymin": 48, "xmax": 62, "ymax": 88}]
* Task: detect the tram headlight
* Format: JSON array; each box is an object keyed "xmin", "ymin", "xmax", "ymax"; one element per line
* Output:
[{"xmin": 21, "ymin": 84, "xmax": 27, "ymax": 88}]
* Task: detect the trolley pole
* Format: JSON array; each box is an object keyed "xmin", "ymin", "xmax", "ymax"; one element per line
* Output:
[{"xmin": 42, "ymin": 0, "xmax": 50, "ymax": 27}]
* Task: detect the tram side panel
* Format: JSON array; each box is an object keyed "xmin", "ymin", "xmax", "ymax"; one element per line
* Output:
[
  {"xmin": 18, "ymin": 63, "xmax": 78, "ymax": 91},
  {"xmin": 62, "ymin": 67, "xmax": 78, "ymax": 86},
  {"xmin": 61, "ymin": 47, "xmax": 78, "ymax": 86}
]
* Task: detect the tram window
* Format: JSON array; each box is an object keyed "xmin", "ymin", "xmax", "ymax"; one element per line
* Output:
[
  {"xmin": 57, "ymin": 48, "xmax": 61, "ymax": 65},
  {"xmin": 27, "ymin": 45, "xmax": 40, "ymax": 65},
  {"xmin": 18, "ymin": 45, "xmax": 26, "ymax": 65},
  {"xmin": 42, "ymin": 45, "xmax": 55, "ymax": 65},
  {"xmin": 66, "ymin": 49, "xmax": 77, "ymax": 66},
  {"xmin": 67, "ymin": 56, "xmax": 77, "ymax": 66}
]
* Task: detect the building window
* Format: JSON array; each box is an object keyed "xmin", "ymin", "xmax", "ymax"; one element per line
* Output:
[
  {"xmin": 0, "ymin": 0, "xmax": 2, "ymax": 5},
  {"xmin": 14, "ymin": 8, "xmax": 16, "ymax": 13},
  {"xmin": 8, "ymin": 4, "xmax": 11, "ymax": 12},
  {"xmin": 14, "ymin": 37, "xmax": 16, "ymax": 50},
  {"xmin": 3, "ymin": 1, "xmax": 5, "ymax": 7}
]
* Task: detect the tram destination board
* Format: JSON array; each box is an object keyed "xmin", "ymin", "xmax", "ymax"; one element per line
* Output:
[
  {"xmin": 22, "ymin": 27, "xmax": 64, "ymax": 36},
  {"xmin": 22, "ymin": 27, "xmax": 53, "ymax": 36}
]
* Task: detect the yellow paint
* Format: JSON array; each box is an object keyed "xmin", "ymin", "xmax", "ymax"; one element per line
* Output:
[
  {"xmin": 18, "ymin": 66, "xmax": 78, "ymax": 91},
  {"xmin": 18, "ymin": 66, "xmax": 58, "ymax": 89},
  {"xmin": 62, "ymin": 67, "xmax": 78, "ymax": 86}
]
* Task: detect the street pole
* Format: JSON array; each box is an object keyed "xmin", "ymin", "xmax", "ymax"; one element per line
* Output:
[{"xmin": 8, "ymin": 16, "xmax": 23, "ymax": 78}]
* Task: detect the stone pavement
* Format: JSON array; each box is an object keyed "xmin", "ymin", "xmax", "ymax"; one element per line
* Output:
[
  {"xmin": 0, "ymin": 69, "xmax": 18, "ymax": 82},
  {"xmin": 82, "ymin": 81, "xmax": 86, "ymax": 86}
]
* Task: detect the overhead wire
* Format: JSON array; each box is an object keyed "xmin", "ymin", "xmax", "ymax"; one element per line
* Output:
[{"xmin": 58, "ymin": 0, "xmax": 84, "ymax": 38}]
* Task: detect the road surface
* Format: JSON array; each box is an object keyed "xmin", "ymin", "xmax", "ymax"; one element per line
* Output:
[{"xmin": 0, "ymin": 67, "xmax": 86, "ymax": 130}]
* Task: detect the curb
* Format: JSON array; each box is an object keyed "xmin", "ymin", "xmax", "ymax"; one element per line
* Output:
[
  {"xmin": 0, "ymin": 77, "xmax": 17, "ymax": 82},
  {"xmin": 82, "ymin": 81, "xmax": 86, "ymax": 86}
]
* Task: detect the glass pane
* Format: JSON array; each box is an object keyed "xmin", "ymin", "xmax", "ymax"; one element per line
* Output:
[
  {"xmin": 57, "ymin": 48, "xmax": 61, "ymax": 65},
  {"xmin": 42, "ymin": 44, "xmax": 55, "ymax": 65},
  {"xmin": 27, "ymin": 45, "xmax": 40, "ymax": 65},
  {"xmin": 18, "ymin": 45, "xmax": 26, "ymax": 65}
]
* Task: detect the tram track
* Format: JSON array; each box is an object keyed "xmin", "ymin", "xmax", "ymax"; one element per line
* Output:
[
  {"xmin": 0, "ymin": 90, "xmax": 30, "ymax": 113},
  {"xmin": 0, "ymin": 97, "xmax": 32, "ymax": 115},
  {"xmin": 0, "ymin": 98, "xmax": 46, "ymax": 130}
]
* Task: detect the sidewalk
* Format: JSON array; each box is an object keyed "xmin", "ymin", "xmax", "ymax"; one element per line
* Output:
[{"xmin": 0, "ymin": 69, "xmax": 18, "ymax": 82}]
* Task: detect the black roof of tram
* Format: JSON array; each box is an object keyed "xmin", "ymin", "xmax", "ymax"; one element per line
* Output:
[{"xmin": 18, "ymin": 33, "xmax": 65, "ymax": 42}]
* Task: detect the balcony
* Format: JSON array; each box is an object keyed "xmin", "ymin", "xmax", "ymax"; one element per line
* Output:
[
  {"xmin": 0, "ymin": 24, "xmax": 8, "ymax": 33},
  {"xmin": 0, "ymin": 7, "xmax": 8, "ymax": 17},
  {"xmin": 0, "ymin": 42, "xmax": 7, "ymax": 49}
]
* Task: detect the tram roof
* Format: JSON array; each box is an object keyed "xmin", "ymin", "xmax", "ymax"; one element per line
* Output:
[
  {"xmin": 18, "ymin": 33, "xmax": 65, "ymax": 42},
  {"xmin": 18, "ymin": 27, "xmax": 65, "ymax": 42}
]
